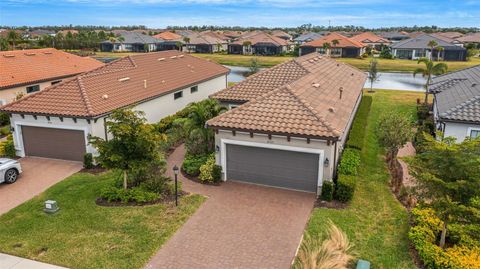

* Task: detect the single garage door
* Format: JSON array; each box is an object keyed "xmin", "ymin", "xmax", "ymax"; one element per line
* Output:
[
  {"xmin": 21, "ymin": 126, "xmax": 86, "ymax": 161},
  {"xmin": 226, "ymin": 144, "xmax": 319, "ymax": 192}
]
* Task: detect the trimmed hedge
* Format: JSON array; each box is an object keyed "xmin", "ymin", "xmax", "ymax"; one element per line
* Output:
[
  {"xmin": 337, "ymin": 149, "xmax": 361, "ymax": 176},
  {"xmin": 83, "ymin": 153, "xmax": 94, "ymax": 169},
  {"xmin": 320, "ymin": 181, "xmax": 334, "ymax": 201},
  {"xmin": 335, "ymin": 175, "xmax": 356, "ymax": 203},
  {"xmin": 182, "ymin": 154, "xmax": 209, "ymax": 176},
  {"xmin": 346, "ymin": 96, "xmax": 372, "ymax": 150}
]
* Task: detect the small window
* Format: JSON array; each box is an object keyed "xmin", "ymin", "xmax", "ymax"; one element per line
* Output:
[
  {"xmin": 174, "ymin": 91, "xmax": 183, "ymax": 100},
  {"xmin": 26, "ymin": 85, "xmax": 40, "ymax": 93},
  {"xmin": 190, "ymin": 86, "xmax": 198, "ymax": 93},
  {"xmin": 51, "ymin": 80, "xmax": 61, "ymax": 85},
  {"xmin": 470, "ymin": 129, "xmax": 480, "ymax": 139}
]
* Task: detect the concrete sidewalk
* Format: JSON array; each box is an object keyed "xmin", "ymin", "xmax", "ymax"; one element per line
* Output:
[{"xmin": 0, "ymin": 253, "xmax": 68, "ymax": 269}]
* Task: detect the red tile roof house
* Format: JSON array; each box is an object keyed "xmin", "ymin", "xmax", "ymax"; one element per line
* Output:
[
  {"xmin": 207, "ymin": 53, "xmax": 366, "ymax": 194},
  {"xmin": 0, "ymin": 51, "xmax": 229, "ymax": 161},
  {"xmin": 0, "ymin": 48, "xmax": 103, "ymax": 105},
  {"xmin": 228, "ymin": 31, "xmax": 292, "ymax": 56},
  {"xmin": 350, "ymin": 32, "xmax": 391, "ymax": 50},
  {"xmin": 300, "ymin": 32, "xmax": 366, "ymax": 58}
]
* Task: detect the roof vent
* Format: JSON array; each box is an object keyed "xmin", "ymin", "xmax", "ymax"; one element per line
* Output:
[
  {"xmin": 43, "ymin": 52, "xmax": 52, "ymax": 54},
  {"xmin": 24, "ymin": 52, "xmax": 36, "ymax": 56},
  {"xmin": 162, "ymin": 80, "xmax": 165, "ymax": 83},
  {"xmin": 473, "ymin": 83, "xmax": 477, "ymax": 87},
  {"xmin": 170, "ymin": 55, "xmax": 177, "ymax": 59},
  {"xmin": 144, "ymin": 79, "xmax": 147, "ymax": 89},
  {"xmin": 351, "ymin": 73, "xmax": 354, "ymax": 76},
  {"xmin": 178, "ymin": 55, "xmax": 184, "ymax": 58},
  {"xmin": 158, "ymin": 58, "xmax": 165, "ymax": 61},
  {"xmin": 339, "ymin": 87, "xmax": 344, "ymax": 99},
  {"xmin": 102, "ymin": 94, "xmax": 109, "ymax": 100},
  {"xmin": 3, "ymin": 54, "xmax": 14, "ymax": 58},
  {"xmin": 118, "ymin": 77, "xmax": 130, "ymax": 82},
  {"xmin": 328, "ymin": 107, "xmax": 335, "ymax": 113},
  {"xmin": 312, "ymin": 83, "xmax": 320, "ymax": 88}
]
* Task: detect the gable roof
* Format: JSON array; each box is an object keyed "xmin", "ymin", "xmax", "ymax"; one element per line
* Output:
[
  {"xmin": 1, "ymin": 51, "xmax": 229, "ymax": 118},
  {"xmin": 183, "ymin": 32, "xmax": 227, "ymax": 45},
  {"xmin": 377, "ymin": 32, "xmax": 410, "ymax": 40},
  {"xmin": 153, "ymin": 31, "xmax": 182, "ymax": 41},
  {"xmin": 0, "ymin": 48, "xmax": 103, "ymax": 89},
  {"xmin": 431, "ymin": 65, "xmax": 480, "ymax": 122},
  {"xmin": 301, "ymin": 32, "xmax": 365, "ymax": 48},
  {"xmin": 104, "ymin": 31, "xmax": 162, "ymax": 44},
  {"xmin": 271, "ymin": 30, "xmax": 292, "ymax": 39},
  {"xmin": 350, "ymin": 32, "xmax": 390, "ymax": 44},
  {"xmin": 208, "ymin": 53, "xmax": 367, "ymax": 140},
  {"xmin": 232, "ymin": 31, "xmax": 289, "ymax": 46},
  {"xmin": 391, "ymin": 34, "xmax": 465, "ymax": 50},
  {"xmin": 294, "ymin": 32, "xmax": 324, "ymax": 42},
  {"xmin": 437, "ymin": 32, "xmax": 464, "ymax": 39},
  {"xmin": 455, "ymin": 33, "xmax": 480, "ymax": 43}
]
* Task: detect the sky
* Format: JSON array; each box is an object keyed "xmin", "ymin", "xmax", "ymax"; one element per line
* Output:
[{"xmin": 0, "ymin": 0, "xmax": 479, "ymax": 28}]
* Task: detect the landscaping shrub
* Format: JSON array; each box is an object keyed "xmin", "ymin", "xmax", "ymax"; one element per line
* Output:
[
  {"xmin": 182, "ymin": 154, "xmax": 209, "ymax": 176},
  {"xmin": 83, "ymin": 153, "xmax": 94, "ymax": 169},
  {"xmin": 320, "ymin": 181, "xmax": 334, "ymax": 201},
  {"xmin": 100, "ymin": 186, "xmax": 160, "ymax": 203},
  {"xmin": 0, "ymin": 112, "xmax": 10, "ymax": 126},
  {"xmin": 1, "ymin": 135, "xmax": 16, "ymax": 158},
  {"xmin": 409, "ymin": 207, "xmax": 480, "ymax": 269},
  {"xmin": 417, "ymin": 104, "xmax": 430, "ymax": 121},
  {"xmin": 0, "ymin": 125, "xmax": 10, "ymax": 136},
  {"xmin": 199, "ymin": 155, "xmax": 222, "ymax": 183},
  {"xmin": 337, "ymin": 149, "xmax": 361, "ymax": 176},
  {"xmin": 335, "ymin": 175, "xmax": 356, "ymax": 203},
  {"xmin": 346, "ymin": 96, "xmax": 372, "ymax": 150}
]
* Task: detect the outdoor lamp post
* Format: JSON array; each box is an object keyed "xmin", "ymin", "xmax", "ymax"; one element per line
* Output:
[{"xmin": 173, "ymin": 165, "xmax": 179, "ymax": 207}]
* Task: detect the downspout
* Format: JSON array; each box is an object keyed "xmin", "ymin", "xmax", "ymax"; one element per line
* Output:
[
  {"xmin": 103, "ymin": 117, "xmax": 108, "ymax": 141},
  {"xmin": 333, "ymin": 141, "xmax": 338, "ymax": 183}
]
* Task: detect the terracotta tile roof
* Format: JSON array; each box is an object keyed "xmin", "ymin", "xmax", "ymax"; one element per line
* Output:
[
  {"xmin": 201, "ymin": 31, "xmax": 230, "ymax": 41},
  {"xmin": 208, "ymin": 53, "xmax": 367, "ymax": 139},
  {"xmin": 456, "ymin": 33, "xmax": 480, "ymax": 43},
  {"xmin": 153, "ymin": 31, "xmax": 182, "ymax": 41},
  {"xmin": 350, "ymin": 32, "xmax": 390, "ymax": 44},
  {"xmin": 1, "ymin": 51, "xmax": 229, "ymax": 118},
  {"xmin": 301, "ymin": 32, "xmax": 365, "ymax": 48},
  {"xmin": 0, "ymin": 48, "xmax": 103, "ymax": 89},
  {"xmin": 437, "ymin": 32, "xmax": 464, "ymax": 39},
  {"xmin": 232, "ymin": 32, "xmax": 289, "ymax": 46}
]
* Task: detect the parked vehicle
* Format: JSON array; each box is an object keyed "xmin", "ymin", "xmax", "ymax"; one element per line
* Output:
[{"xmin": 0, "ymin": 158, "xmax": 22, "ymax": 184}]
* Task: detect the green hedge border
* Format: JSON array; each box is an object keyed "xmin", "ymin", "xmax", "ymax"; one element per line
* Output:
[{"xmin": 346, "ymin": 95, "xmax": 372, "ymax": 151}]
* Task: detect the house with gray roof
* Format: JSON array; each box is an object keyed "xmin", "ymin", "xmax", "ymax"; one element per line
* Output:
[
  {"xmin": 391, "ymin": 34, "xmax": 466, "ymax": 61},
  {"xmin": 430, "ymin": 65, "xmax": 480, "ymax": 142},
  {"xmin": 101, "ymin": 31, "xmax": 163, "ymax": 52},
  {"xmin": 293, "ymin": 32, "xmax": 324, "ymax": 44}
]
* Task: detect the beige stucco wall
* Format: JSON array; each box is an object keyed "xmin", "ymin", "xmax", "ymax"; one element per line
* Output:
[{"xmin": 0, "ymin": 79, "xmax": 65, "ymax": 105}]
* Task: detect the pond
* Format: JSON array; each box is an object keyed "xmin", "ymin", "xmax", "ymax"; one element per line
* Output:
[{"xmin": 225, "ymin": 65, "xmax": 427, "ymax": 92}]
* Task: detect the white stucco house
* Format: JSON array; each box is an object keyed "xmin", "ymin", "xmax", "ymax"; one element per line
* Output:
[
  {"xmin": 207, "ymin": 53, "xmax": 366, "ymax": 194},
  {"xmin": 0, "ymin": 51, "xmax": 229, "ymax": 161},
  {"xmin": 430, "ymin": 65, "xmax": 480, "ymax": 142}
]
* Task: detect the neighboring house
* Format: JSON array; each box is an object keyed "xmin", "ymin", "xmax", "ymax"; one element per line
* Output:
[
  {"xmin": 27, "ymin": 29, "xmax": 56, "ymax": 39},
  {"xmin": 293, "ymin": 32, "xmax": 324, "ymax": 45},
  {"xmin": 378, "ymin": 32, "xmax": 410, "ymax": 43},
  {"xmin": 153, "ymin": 31, "xmax": 183, "ymax": 51},
  {"xmin": 181, "ymin": 32, "xmax": 228, "ymax": 53},
  {"xmin": 455, "ymin": 33, "xmax": 480, "ymax": 47},
  {"xmin": 390, "ymin": 34, "xmax": 467, "ymax": 61},
  {"xmin": 271, "ymin": 30, "xmax": 292, "ymax": 41},
  {"xmin": 208, "ymin": 53, "xmax": 366, "ymax": 194},
  {"xmin": 200, "ymin": 30, "xmax": 230, "ymax": 42},
  {"xmin": 430, "ymin": 65, "xmax": 480, "ymax": 142},
  {"xmin": 223, "ymin": 30, "xmax": 244, "ymax": 40},
  {"xmin": 228, "ymin": 31, "xmax": 291, "ymax": 55},
  {"xmin": 437, "ymin": 32, "xmax": 464, "ymax": 39},
  {"xmin": 300, "ymin": 32, "xmax": 365, "ymax": 57},
  {"xmin": 0, "ymin": 48, "xmax": 103, "ymax": 105},
  {"xmin": 101, "ymin": 31, "xmax": 163, "ymax": 52},
  {"xmin": 57, "ymin": 29, "xmax": 79, "ymax": 36},
  {"xmin": 350, "ymin": 32, "xmax": 391, "ymax": 50},
  {"xmin": 0, "ymin": 51, "xmax": 229, "ymax": 161}
]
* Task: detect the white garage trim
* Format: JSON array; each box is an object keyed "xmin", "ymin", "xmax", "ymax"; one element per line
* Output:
[
  {"xmin": 13, "ymin": 120, "xmax": 89, "ymax": 158},
  {"xmin": 220, "ymin": 138, "xmax": 324, "ymax": 188}
]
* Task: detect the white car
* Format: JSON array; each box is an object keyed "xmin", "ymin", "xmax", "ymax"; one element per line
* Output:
[{"xmin": 0, "ymin": 158, "xmax": 22, "ymax": 184}]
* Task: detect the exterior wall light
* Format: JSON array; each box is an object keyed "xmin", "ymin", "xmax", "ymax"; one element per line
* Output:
[
  {"xmin": 324, "ymin": 158, "xmax": 329, "ymax": 167},
  {"xmin": 215, "ymin": 145, "xmax": 220, "ymax": 152}
]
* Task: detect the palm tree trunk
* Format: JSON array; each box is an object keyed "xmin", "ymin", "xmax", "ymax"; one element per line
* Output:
[
  {"xmin": 123, "ymin": 170, "xmax": 128, "ymax": 190},
  {"xmin": 424, "ymin": 75, "xmax": 431, "ymax": 104},
  {"xmin": 439, "ymin": 220, "xmax": 447, "ymax": 248}
]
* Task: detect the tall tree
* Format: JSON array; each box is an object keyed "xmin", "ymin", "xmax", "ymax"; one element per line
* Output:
[
  {"xmin": 413, "ymin": 58, "xmax": 448, "ymax": 104},
  {"xmin": 322, "ymin": 42, "xmax": 331, "ymax": 56},
  {"xmin": 427, "ymin": 40, "xmax": 438, "ymax": 60},
  {"xmin": 7, "ymin": 30, "xmax": 20, "ymax": 50},
  {"xmin": 367, "ymin": 58, "xmax": 380, "ymax": 93},
  {"xmin": 331, "ymin": 39, "xmax": 340, "ymax": 55}
]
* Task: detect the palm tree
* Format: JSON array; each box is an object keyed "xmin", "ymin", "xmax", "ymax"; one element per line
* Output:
[
  {"xmin": 427, "ymin": 40, "xmax": 438, "ymax": 60},
  {"xmin": 413, "ymin": 58, "xmax": 448, "ymax": 104},
  {"xmin": 436, "ymin": 46, "xmax": 444, "ymax": 61},
  {"xmin": 7, "ymin": 30, "xmax": 19, "ymax": 50},
  {"xmin": 331, "ymin": 39, "xmax": 340, "ymax": 56},
  {"xmin": 322, "ymin": 42, "xmax": 331, "ymax": 56}
]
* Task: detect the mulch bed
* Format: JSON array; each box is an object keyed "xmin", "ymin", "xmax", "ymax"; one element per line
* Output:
[
  {"xmin": 181, "ymin": 169, "xmax": 222, "ymax": 186},
  {"xmin": 80, "ymin": 166, "xmax": 107, "ymax": 175},
  {"xmin": 95, "ymin": 190, "xmax": 189, "ymax": 207},
  {"xmin": 314, "ymin": 199, "xmax": 349, "ymax": 209}
]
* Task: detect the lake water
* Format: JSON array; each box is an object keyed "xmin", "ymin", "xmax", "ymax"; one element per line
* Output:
[{"xmin": 225, "ymin": 65, "xmax": 427, "ymax": 92}]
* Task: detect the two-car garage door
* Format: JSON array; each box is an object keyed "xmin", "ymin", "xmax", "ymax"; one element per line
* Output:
[
  {"xmin": 21, "ymin": 126, "xmax": 86, "ymax": 162},
  {"xmin": 226, "ymin": 144, "xmax": 320, "ymax": 192}
]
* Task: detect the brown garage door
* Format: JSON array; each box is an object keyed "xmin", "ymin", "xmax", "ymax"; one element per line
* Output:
[{"xmin": 21, "ymin": 126, "xmax": 86, "ymax": 161}]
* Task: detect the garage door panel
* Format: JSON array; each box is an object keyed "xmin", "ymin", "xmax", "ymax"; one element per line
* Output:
[
  {"xmin": 226, "ymin": 144, "xmax": 319, "ymax": 192},
  {"xmin": 21, "ymin": 126, "xmax": 86, "ymax": 161}
]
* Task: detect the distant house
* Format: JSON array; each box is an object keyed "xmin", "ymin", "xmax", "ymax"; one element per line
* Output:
[
  {"xmin": 378, "ymin": 32, "xmax": 410, "ymax": 43},
  {"xmin": 293, "ymin": 32, "xmax": 324, "ymax": 45},
  {"xmin": 300, "ymin": 32, "xmax": 365, "ymax": 58},
  {"xmin": 0, "ymin": 48, "xmax": 103, "ymax": 105},
  {"xmin": 223, "ymin": 30, "xmax": 244, "ymax": 40},
  {"xmin": 181, "ymin": 32, "xmax": 228, "ymax": 53},
  {"xmin": 455, "ymin": 33, "xmax": 480, "ymax": 47},
  {"xmin": 228, "ymin": 31, "xmax": 291, "ymax": 55},
  {"xmin": 0, "ymin": 51, "xmax": 229, "ymax": 161},
  {"xmin": 153, "ymin": 31, "xmax": 183, "ymax": 51},
  {"xmin": 430, "ymin": 65, "xmax": 480, "ymax": 142},
  {"xmin": 437, "ymin": 32, "xmax": 464, "ymax": 39},
  {"xmin": 350, "ymin": 32, "xmax": 391, "ymax": 50},
  {"xmin": 390, "ymin": 34, "xmax": 467, "ymax": 61},
  {"xmin": 57, "ymin": 29, "xmax": 79, "ymax": 36},
  {"xmin": 101, "ymin": 31, "xmax": 163, "ymax": 52},
  {"xmin": 271, "ymin": 30, "xmax": 292, "ymax": 41},
  {"xmin": 201, "ymin": 30, "xmax": 230, "ymax": 42},
  {"xmin": 27, "ymin": 29, "xmax": 55, "ymax": 39}
]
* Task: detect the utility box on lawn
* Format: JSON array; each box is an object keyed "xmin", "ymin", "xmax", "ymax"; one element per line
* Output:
[
  {"xmin": 356, "ymin": 259, "xmax": 371, "ymax": 269},
  {"xmin": 44, "ymin": 200, "xmax": 59, "ymax": 214}
]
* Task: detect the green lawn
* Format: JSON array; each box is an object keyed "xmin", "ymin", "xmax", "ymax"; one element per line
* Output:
[
  {"xmin": 303, "ymin": 90, "xmax": 423, "ymax": 269},
  {"xmin": 0, "ymin": 171, "xmax": 205, "ymax": 269}
]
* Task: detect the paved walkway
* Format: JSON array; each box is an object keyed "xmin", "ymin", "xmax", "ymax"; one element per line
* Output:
[
  {"xmin": 145, "ymin": 145, "xmax": 315, "ymax": 269},
  {"xmin": 0, "ymin": 157, "xmax": 82, "ymax": 215},
  {"xmin": 0, "ymin": 253, "xmax": 67, "ymax": 269}
]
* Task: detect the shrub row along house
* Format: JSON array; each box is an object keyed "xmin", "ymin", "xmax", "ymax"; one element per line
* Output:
[
  {"xmin": 208, "ymin": 53, "xmax": 366, "ymax": 194},
  {"xmin": 0, "ymin": 48, "xmax": 103, "ymax": 105},
  {"xmin": 0, "ymin": 51, "xmax": 229, "ymax": 161},
  {"xmin": 430, "ymin": 65, "xmax": 480, "ymax": 142}
]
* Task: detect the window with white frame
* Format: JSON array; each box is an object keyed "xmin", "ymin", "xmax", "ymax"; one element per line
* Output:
[{"xmin": 470, "ymin": 128, "xmax": 480, "ymax": 139}]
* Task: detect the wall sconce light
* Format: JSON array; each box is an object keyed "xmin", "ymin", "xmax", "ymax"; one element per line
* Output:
[
  {"xmin": 215, "ymin": 145, "xmax": 220, "ymax": 152},
  {"xmin": 324, "ymin": 158, "xmax": 329, "ymax": 167}
]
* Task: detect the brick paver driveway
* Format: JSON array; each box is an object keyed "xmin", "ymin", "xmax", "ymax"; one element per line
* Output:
[
  {"xmin": 0, "ymin": 157, "xmax": 82, "ymax": 215},
  {"xmin": 145, "ymin": 145, "xmax": 316, "ymax": 269}
]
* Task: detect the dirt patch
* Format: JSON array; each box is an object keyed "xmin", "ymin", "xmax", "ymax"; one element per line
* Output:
[
  {"xmin": 181, "ymin": 169, "xmax": 222, "ymax": 186},
  {"xmin": 314, "ymin": 199, "xmax": 348, "ymax": 209},
  {"xmin": 80, "ymin": 166, "xmax": 106, "ymax": 175},
  {"xmin": 95, "ymin": 191, "xmax": 189, "ymax": 207}
]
